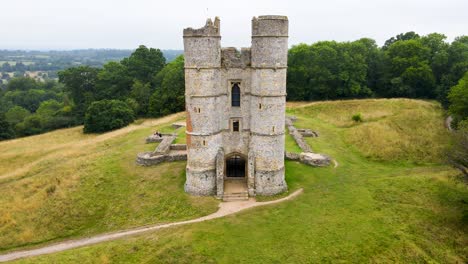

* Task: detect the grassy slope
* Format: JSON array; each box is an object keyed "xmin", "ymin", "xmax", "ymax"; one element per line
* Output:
[
  {"xmin": 0, "ymin": 113, "xmax": 218, "ymax": 252},
  {"xmin": 4, "ymin": 98, "xmax": 468, "ymax": 263}
]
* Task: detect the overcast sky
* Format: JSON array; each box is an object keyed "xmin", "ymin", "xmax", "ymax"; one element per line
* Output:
[{"xmin": 1, "ymin": 0, "xmax": 467, "ymax": 50}]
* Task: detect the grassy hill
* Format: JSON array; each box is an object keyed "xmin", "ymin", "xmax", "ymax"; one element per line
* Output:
[
  {"xmin": 1, "ymin": 99, "xmax": 467, "ymax": 263},
  {"xmin": 0, "ymin": 113, "xmax": 218, "ymax": 252}
]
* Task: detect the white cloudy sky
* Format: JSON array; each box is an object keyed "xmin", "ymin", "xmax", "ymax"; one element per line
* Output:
[{"xmin": 1, "ymin": 0, "xmax": 467, "ymax": 50}]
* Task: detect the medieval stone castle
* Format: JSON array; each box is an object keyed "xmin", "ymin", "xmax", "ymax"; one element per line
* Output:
[{"xmin": 183, "ymin": 16, "xmax": 289, "ymax": 197}]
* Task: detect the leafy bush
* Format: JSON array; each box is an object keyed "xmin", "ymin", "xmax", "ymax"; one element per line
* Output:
[
  {"xmin": 84, "ymin": 100, "xmax": 135, "ymax": 133},
  {"xmin": 5, "ymin": 105, "xmax": 30, "ymax": 125},
  {"xmin": 15, "ymin": 115, "xmax": 43, "ymax": 136},
  {"xmin": 0, "ymin": 113, "xmax": 15, "ymax": 140},
  {"xmin": 448, "ymin": 71, "xmax": 468, "ymax": 127},
  {"xmin": 352, "ymin": 113, "xmax": 363, "ymax": 122}
]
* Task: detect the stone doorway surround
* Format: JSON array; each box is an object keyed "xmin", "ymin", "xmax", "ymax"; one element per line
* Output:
[
  {"xmin": 216, "ymin": 149, "xmax": 255, "ymax": 199},
  {"xmin": 225, "ymin": 154, "xmax": 246, "ymax": 178}
]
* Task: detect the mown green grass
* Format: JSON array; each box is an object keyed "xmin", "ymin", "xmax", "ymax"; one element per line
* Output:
[
  {"xmin": 0, "ymin": 115, "xmax": 218, "ymax": 252},
  {"xmin": 174, "ymin": 126, "xmax": 187, "ymax": 144},
  {"xmin": 285, "ymin": 127, "xmax": 302, "ymax": 153},
  {"xmin": 8, "ymin": 98, "xmax": 468, "ymax": 263}
]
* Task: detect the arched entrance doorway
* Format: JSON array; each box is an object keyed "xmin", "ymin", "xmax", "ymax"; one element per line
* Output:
[{"xmin": 225, "ymin": 155, "xmax": 246, "ymax": 178}]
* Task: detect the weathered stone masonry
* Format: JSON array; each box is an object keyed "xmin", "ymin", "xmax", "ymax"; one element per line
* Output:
[{"xmin": 184, "ymin": 16, "xmax": 289, "ymax": 196}]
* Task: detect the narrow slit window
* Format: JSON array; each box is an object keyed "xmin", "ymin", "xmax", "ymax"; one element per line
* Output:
[
  {"xmin": 231, "ymin": 83, "xmax": 241, "ymax": 107},
  {"xmin": 272, "ymin": 126, "xmax": 275, "ymax": 133},
  {"xmin": 203, "ymin": 140, "xmax": 206, "ymax": 146},
  {"xmin": 233, "ymin": 121, "xmax": 240, "ymax": 132},
  {"xmin": 198, "ymin": 108, "xmax": 201, "ymax": 113},
  {"xmin": 259, "ymin": 103, "xmax": 262, "ymax": 109}
]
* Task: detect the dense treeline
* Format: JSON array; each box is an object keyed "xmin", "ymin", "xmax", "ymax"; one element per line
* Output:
[
  {"xmin": 0, "ymin": 78, "xmax": 75, "ymax": 138},
  {"xmin": 287, "ymin": 32, "xmax": 468, "ymax": 107},
  {"xmin": 1, "ymin": 32, "xmax": 468, "ymax": 140},
  {"xmin": 0, "ymin": 45, "xmax": 185, "ymax": 138}
]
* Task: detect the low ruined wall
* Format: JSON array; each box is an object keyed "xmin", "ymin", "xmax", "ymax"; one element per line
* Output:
[
  {"xmin": 136, "ymin": 151, "xmax": 187, "ymax": 166},
  {"xmin": 285, "ymin": 116, "xmax": 330, "ymax": 167},
  {"xmin": 286, "ymin": 116, "xmax": 312, "ymax": 153},
  {"xmin": 285, "ymin": 151, "xmax": 300, "ymax": 161},
  {"xmin": 170, "ymin": 144, "xmax": 187, "ymax": 151},
  {"xmin": 154, "ymin": 136, "xmax": 176, "ymax": 155}
]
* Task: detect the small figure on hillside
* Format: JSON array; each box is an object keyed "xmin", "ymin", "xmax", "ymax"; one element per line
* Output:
[{"xmin": 154, "ymin": 131, "xmax": 162, "ymax": 137}]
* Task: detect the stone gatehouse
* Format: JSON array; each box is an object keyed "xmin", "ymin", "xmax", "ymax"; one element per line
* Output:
[{"xmin": 183, "ymin": 15, "xmax": 288, "ymax": 198}]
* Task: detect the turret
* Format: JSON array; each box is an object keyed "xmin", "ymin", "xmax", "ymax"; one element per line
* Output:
[
  {"xmin": 251, "ymin": 16, "xmax": 288, "ymax": 69},
  {"xmin": 183, "ymin": 17, "xmax": 221, "ymax": 69},
  {"xmin": 183, "ymin": 18, "xmax": 223, "ymax": 195},
  {"xmin": 249, "ymin": 16, "xmax": 288, "ymax": 195}
]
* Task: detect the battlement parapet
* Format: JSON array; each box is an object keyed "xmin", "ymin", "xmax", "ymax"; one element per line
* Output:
[
  {"xmin": 252, "ymin": 15, "xmax": 288, "ymax": 37},
  {"xmin": 221, "ymin": 47, "xmax": 251, "ymax": 68},
  {"xmin": 184, "ymin": 17, "xmax": 221, "ymax": 37}
]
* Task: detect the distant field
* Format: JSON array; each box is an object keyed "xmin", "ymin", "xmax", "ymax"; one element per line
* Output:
[
  {"xmin": 0, "ymin": 61, "xmax": 34, "ymax": 66},
  {"xmin": 1, "ymin": 99, "xmax": 467, "ymax": 263}
]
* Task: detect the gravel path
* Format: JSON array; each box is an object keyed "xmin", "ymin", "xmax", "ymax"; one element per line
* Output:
[{"xmin": 0, "ymin": 189, "xmax": 303, "ymax": 263}]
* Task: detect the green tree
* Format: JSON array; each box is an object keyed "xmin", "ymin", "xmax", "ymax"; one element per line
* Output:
[
  {"xmin": 58, "ymin": 66, "xmax": 100, "ymax": 122},
  {"xmin": 5, "ymin": 106, "xmax": 30, "ymax": 126},
  {"xmin": 3, "ymin": 89, "xmax": 44, "ymax": 112},
  {"xmin": 356, "ymin": 38, "xmax": 385, "ymax": 93},
  {"xmin": 15, "ymin": 115, "xmax": 43, "ymax": 136},
  {"xmin": 95, "ymin": 61, "xmax": 133, "ymax": 100},
  {"xmin": 438, "ymin": 36, "xmax": 468, "ymax": 106},
  {"xmin": 130, "ymin": 80, "xmax": 151, "ymax": 116},
  {"xmin": 84, "ymin": 100, "xmax": 135, "ymax": 133},
  {"xmin": 421, "ymin": 33, "xmax": 450, "ymax": 83},
  {"xmin": 448, "ymin": 71, "xmax": 468, "ymax": 124},
  {"xmin": 0, "ymin": 113, "xmax": 15, "ymax": 140},
  {"xmin": 149, "ymin": 55, "xmax": 185, "ymax": 117},
  {"xmin": 383, "ymin": 31, "xmax": 420, "ymax": 50},
  {"xmin": 6, "ymin": 77, "xmax": 38, "ymax": 91},
  {"xmin": 383, "ymin": 39, "xmax": 436, "ymax": 98},
  {"xmin": 287, "ymin": 41, "xmax": 371, "ymax": 101},
  {"xmin": 121, "ymin": 45, "xmax": 166, "ymax": 84},
  {"xmin": 35, "ymin": 99, "xmax": 66, "ymax": 130}
]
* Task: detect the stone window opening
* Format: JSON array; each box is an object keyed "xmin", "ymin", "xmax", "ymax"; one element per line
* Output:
[
  {"xmin": 198, "ymin": 108, "xmax": 201, "ymax": 113},
  {"xmin": 259, "ymin": 103, "xmax": 262, "ymax": 110},
  {"xmin": 233, "ymin": 120, "xmax": 240, "ymax": 132},
  {"xmin": 231, "ymin": 82, "xmax": 241, "ymax": 107},
  {"xmin": 272, "ymin": 126, "xmax": 275, "ymax": 133},
  {"xmin": 203, "ymin": 140, "xmax": 206, "ymax": 146}
]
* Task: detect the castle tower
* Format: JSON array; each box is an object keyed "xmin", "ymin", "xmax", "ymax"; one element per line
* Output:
[
  {"xmin": 249, "ymin": 16, "xmax": 288, "ymax": 195},
  {"xmin": 184, "ymin": 16, "xmax": 288, "ymax": 197},
  {"xmin": 183, "ymin": 18, "xmax": 222, "ymax": 195}
]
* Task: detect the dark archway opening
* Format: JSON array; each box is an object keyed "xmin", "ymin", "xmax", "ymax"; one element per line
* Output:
[{"xmin": 226, "ymin": 155, "xmax": 246, "ymax": 178}]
